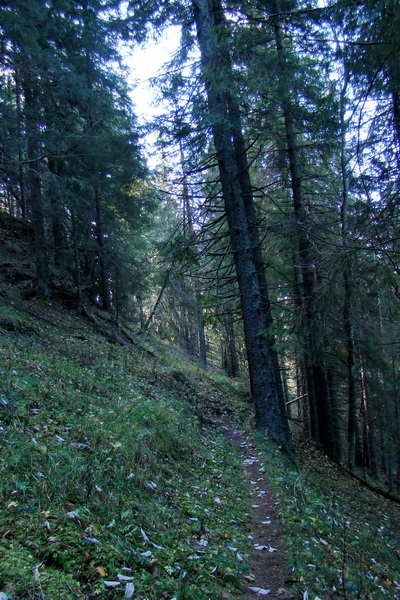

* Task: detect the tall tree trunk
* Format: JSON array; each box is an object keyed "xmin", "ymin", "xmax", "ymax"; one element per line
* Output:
[
  {"xmin": 209, "ymin": 2, "xmax": 286, "ymax": 413},
  {"xmin": 223, "ymin": 311, "xmax": 239, "ymax": 377},
  {"xmin": 197, "ymin": 307, "xmax": 207, "ymax": 368},
  {"xmin": 179, "ymin": 137, "xmax": 207, "ymax": 367},
  {"xmin": 48, "ymin": 158, "xmax": 67, "ymax": 267},
  {"xmin": 338, "ymin": 69, "xmax": 358, "ymax": 468},
  {"xmin": 193, "ymin": 0, "xmax": 291, "ymax": 450},
  {"xmin": 71, "ymin": 211, "xmax": 83, "ymax": 314},
  {"xmin": 271, "ymin": 10, "xmax": 334, "ymax": 457},
  {"xmin": 94, "ymin": 179, "xmax": 112, "ymax": 312},
  {"xmin": 22, "ymin": 72, "xmax": 51, "ymax": 300},
  {"xmin": 360, "ymin": 363, "xmax": 378, "ymax": 478},
  {"xmin": 143, "ymin": 272, "xmax": 170, "ymax": 332},
  {"xmin": 14, "ymin": 65, "xmax": 26, "ymax": 219}
]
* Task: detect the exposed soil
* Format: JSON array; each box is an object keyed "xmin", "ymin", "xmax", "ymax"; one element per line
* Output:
[{"xmin": 221, "ymin": 422, "xmax": 294, "ymax": 600}]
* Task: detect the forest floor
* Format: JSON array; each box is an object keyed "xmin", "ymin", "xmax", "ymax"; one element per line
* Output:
[
  {"xmin": 0, "ymin": 211, "xmax": 400, "ymax": 599},
  {"xmin": 0, "ymin": 291, "xmax": 400, "ymax": 599}
]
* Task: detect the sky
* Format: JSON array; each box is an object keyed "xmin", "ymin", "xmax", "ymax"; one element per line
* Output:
[
  {"xmin": 121, "ymin": 26, "xmax": 182, "ymax": 167},
  {"xmin": 124, "ymin": 26, "xmax": 182, "ymax": 124}
]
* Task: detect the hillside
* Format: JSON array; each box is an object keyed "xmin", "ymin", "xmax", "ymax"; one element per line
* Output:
[{"xmin": 0, "ymin": 213, "xmax": 400, "ymax": 600}]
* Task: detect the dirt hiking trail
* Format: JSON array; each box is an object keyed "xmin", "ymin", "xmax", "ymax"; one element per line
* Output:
[{"xmin": 221, "ymin": 422, "xmax": 294, "ymax": 600}]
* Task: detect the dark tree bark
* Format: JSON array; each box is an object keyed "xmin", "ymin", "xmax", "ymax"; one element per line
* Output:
[
  {"xmin": 193, "ymin": 0, "xmax": 291, "ymax": 450},
  {"xmin": 48, "ymin": 158, "xmax": 67, "ymax": 267},
  {"xmin": 222, "ymin": 312, "xmax": 240, "ymax": 377},
  {"xmin": 271, "ymin": 9, "xmax": 335, "ymax": 458},
  {"xmin": 197, "ymin": 307, "xmax": 207, "ymax": 368},
  {"xmin": 339, "ymin": 74, "xmax": 358, "ymax": 468},
  {"xmin": 94, "ymin": 179, "xmax": 112, "ymax": 312},
  {"xmin": 14, "ymin": 66, "xmax": 27, "ymax": 219},
  {"xmin": 22, "ymin": 71, "xmax": 52, "ymax": 300},
  {"xmin": 71, "ymin": 211, "xmax": 83, "ymax": 314},
  {"xmin": 179, "ymin": 137, "xmax": 207, "ymax": 368},
  {"xmin": 142, "ymin": 272, "xmax": 170, "ymax": 332}
]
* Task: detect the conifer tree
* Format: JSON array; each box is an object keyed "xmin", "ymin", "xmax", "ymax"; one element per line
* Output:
[{"xmin": 193, "ymin": 0, "xmax": 291, "ymax": 449}]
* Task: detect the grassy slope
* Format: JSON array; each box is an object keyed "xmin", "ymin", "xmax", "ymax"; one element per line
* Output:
[
  {"xmin": 259, "ymin": 439, "xmax": 400, "ymax": 599},
  {"xmin": 0, "ymin": 299, "xmax": 254, "ymax": 600},
  {"xmin": 0, "ymin": 214, "xmax": 399, "ymax": 600}
]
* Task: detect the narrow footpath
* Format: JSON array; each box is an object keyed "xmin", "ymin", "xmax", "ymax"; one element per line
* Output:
[{"xmin": 221, "ymin": 423, "xmax": 293, "ymax": 600}]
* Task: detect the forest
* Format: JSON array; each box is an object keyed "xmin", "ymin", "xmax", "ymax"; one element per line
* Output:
[{"xmin": 1, "ymin": 0, "xmax": 400, "ymax": 495}]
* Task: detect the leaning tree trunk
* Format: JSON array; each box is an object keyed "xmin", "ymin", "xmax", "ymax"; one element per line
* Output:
[
  {"xmin": 193, "ymin": 0, "xmax": 291, "ymax": 451},
  {"xmin": 209, "ymin": 3, "xmax": 286, "ymax": 414}
]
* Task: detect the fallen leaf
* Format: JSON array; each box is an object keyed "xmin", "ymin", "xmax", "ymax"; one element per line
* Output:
[
  {"xmin": 64, "ymin": 511, "xmax": 80, "ymax": 519},
  {"xmin": 102, "ymin": 581, "xmax": 120, "ymax": 588},
  {"xmin": 319, "ymin": 538, "xmax": 328, "ymax": 546},
  {"xmin": 198, "ymin": 539, "xmax": 208, "ymax": 547},
  {"xmin": 248, "ymin": 587, "xmax": 270, "ymax": 595},
  {"xmin": 46, "ymin": 536, "xmax": 59, "ymax": 545},
  {"xmin": 140, "ymin": 528, "xmax": 149, "ymax": 542},
  {"xmin": 150, "ymin": 541, "xmax": 164, "ymax": 550},
  {"xmin": 96, "ymin": 567, "xmax": 107, "ymax": 577}
]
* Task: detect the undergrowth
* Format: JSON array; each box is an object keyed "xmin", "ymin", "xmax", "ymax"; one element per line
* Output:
[
  {"xmin": 0, "ymin": 301, "xmax": 250, "ymax": 600},
  {"xmin": 257, "ymin": 436, "xmax": 400, "ymax": 600},
  {"xmin": 1, "ymin": 297, "xmax": 400, "ymax": 600}
]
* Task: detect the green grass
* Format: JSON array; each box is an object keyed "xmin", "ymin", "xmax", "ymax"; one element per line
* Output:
[
  {"xmin": 256, "ymin": 436, "xmax": 400, "ymax": 600},
  {"xmin": 1, "ymin": 298, "xmax": 400, "ymax": 600},
  {"xmin": 0, "ymin": 304, "xmax": 251, "ymax": 599}
]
